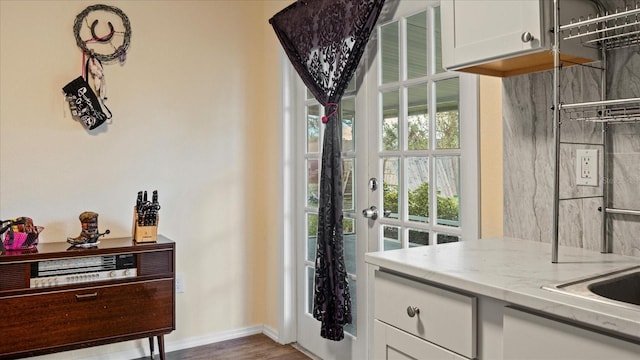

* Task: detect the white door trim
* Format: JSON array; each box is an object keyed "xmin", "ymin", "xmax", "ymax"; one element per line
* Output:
[{"xmin": 278, "ymin": 50, "xmax": 297, "ymax": 345}]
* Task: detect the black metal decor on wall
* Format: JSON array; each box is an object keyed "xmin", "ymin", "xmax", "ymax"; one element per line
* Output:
[{"xmin": 270, "ymin": 0, "xmax": 385, "ymax": 341}]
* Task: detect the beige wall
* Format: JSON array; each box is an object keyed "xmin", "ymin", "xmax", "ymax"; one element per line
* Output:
[
  {"xmin": 479, "ymin": 76, "xmax": 503, "ymax": 238},
  {"xmin": 0, "ymin": 0, "xmax": 284, "ymax": 357}
]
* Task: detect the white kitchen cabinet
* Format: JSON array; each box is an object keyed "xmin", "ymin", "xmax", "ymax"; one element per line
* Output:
[
  {"xmin": 371, "ymin": 269, "xmax": 640, "ymax": 360},
  {"xmin": 374, "ymin": 320, "xmax": 466, "ymax": 360},
  {"xmin": 441, "ymin": 0, "xmax": 599, "ymax": 77},
  {"xmin": 366, "ymin": 239, "xmax": 640, "ymax": 360},
  {"xmin": 503, "ymin": 307, "xmax": 640, "ymax": 360},
  {"xmin": 373, "ymin": 270, "xmax": 477, "ymax": 359}
]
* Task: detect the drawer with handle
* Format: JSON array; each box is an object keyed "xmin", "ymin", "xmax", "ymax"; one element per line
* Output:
[
  {"xmin": 374, "ymin": 320, "xmax": 468, "ymax": 360},
  {"xmin": 0, "ymin": 279, "xmax": 173, "ymax": 357},
  {"xmin": 374, "ymin": 270, "xmax": 477, "ymax": 359}
]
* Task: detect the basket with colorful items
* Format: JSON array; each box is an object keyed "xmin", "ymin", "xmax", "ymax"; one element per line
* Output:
[{"xmin": 0, "ymin": 217, "xmax": 43, "ymax": 252}]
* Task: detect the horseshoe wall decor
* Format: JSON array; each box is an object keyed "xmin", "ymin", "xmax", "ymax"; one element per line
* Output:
[
  {"xmin": 73, "ymin": 4, "xmax": 132, "ymax": 63},
  {"xmin": 90, "ymin": 19, "xmax": 115, "ymax": 42}
]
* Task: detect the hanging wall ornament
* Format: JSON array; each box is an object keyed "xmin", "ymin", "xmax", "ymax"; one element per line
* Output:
[
  {"xmin": 73, "ymin": 4, "xmax": 132, "ymax": 64},
  {"xmin": 64, "ymin": 4, "xmax": 131, "ymax": 131}
]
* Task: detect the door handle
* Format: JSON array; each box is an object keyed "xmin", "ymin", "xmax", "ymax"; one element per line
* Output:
[{"xmin": 362, "ymin": 206, "xmax": 378, "ymax": 220}]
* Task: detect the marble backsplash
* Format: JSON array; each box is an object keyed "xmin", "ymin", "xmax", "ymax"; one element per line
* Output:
[{"xmin": 503, "ymin": 47, "xmax": 640, "ymax": 257}]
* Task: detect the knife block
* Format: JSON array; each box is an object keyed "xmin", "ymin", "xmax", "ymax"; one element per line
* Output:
[{"xmin": 132, "ymin": 207, "xmax": 158, "ymax": 243}]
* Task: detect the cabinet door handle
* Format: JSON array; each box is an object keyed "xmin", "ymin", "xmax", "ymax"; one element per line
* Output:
[
  {"xmin": 521, "ymin": 31, "xmax": 534, "ymax": 43},
  {"xmin": 406, "ymin": 306, "xmax": 420, "ymax": 318},
  {"xmin": 75, "ymin": 292, "xmax": 98, "ymax": 301}
]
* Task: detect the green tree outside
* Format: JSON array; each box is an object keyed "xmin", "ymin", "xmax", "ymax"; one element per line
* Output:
[{"xmin": 384, "ymin": 182, "xmax": 459, "ymax": 223}]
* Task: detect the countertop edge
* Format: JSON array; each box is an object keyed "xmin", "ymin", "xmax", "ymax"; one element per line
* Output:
[{"xmin": 365, "ymin": 238, "xmax": 640, "ymax": 340}]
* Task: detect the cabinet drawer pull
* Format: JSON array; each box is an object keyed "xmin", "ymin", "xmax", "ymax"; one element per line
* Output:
[
  {"xmin": 75, "ymin": 292, "xmax": 98, "ymax": 301},
  {"xmin": 406, "ymin": 306, "xmax": 420, "ymax": 318},
  {"xmin": 521, "ymin": 31, "xmax": 534, "ymax": 43}
]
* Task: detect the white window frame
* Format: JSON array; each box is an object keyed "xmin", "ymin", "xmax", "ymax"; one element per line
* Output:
[{"xmin": 375, "ymin": 5, "xmax": 479, "ymax": 249}]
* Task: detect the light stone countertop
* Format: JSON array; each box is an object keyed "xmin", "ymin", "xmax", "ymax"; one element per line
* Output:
[{"xmin": 365, "ymin": 237, "xmax": 640, "ymax": 340}]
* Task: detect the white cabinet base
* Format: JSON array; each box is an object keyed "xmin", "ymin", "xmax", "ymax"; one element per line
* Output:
[
  {"xmin": 503, "ymin": 307, "xmax": 640, "ymax": 360},
  {"xmin": 374, "ymin": 320, "xmax": 466, "ymax": 360},
  {"xmin": 374, "ymin": 271, "xmax": 476, "ymax": 358}
]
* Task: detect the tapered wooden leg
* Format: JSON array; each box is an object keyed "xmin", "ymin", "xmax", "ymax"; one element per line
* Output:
[
  {"xmin": 148, "ymin": 337, "xmax": 155, "ymax": 357},
  {"xmin": 158, "ymin": 335, "xmax": 166, "ymax": 360}
]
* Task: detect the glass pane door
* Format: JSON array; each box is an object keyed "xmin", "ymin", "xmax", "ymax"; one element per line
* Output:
[
  {"xmin": 374, "ymin": 5, "xmax": 463, "ymax": 251},
  {"xmin": 297, "ymin": 75, "xmax": 366, "ymax": 359},
  {"xmin": 292, "ymin": 2, "xmax": 477, "ymax": 359}
]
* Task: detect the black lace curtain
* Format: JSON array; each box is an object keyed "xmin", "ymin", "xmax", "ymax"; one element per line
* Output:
[{"xmin": 270, "ymin": 0, "xmax": 385, "ymax": 341}]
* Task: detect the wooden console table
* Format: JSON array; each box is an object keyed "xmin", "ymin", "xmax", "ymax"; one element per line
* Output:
[{"xmin": 0, "ymin": 235, "xmax": 175, "ymax": 359}]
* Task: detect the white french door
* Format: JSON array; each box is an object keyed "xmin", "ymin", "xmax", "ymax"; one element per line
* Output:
[
  {"xmin": 367, "ymin": 1, "xmax": 479, "ymax": 253},
  {"xmin": 292, "ymin": 1, "xmax": 478, "ymax": 359},
  {"xmin": 295, "ymin": 71, "xmax": 368, "ymax": 360}
]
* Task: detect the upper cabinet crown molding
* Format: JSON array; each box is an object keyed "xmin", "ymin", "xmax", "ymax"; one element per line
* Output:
[{"xmin": 441, "ymin": 0, "xmax": 600, "ymax": 77}]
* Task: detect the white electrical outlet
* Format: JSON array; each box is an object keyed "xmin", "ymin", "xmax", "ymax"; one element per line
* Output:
[
  {"xmin": 176, "ymin": 273, "xmax": 185, "ymax": 293},
  {"xmin": 576, "ymin": 149, "xmax": 598, "ymax": 186}
]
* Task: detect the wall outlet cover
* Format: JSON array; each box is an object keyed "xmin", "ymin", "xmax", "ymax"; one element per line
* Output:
[
  {"xmin": 176, "ymin": 273, "xmax": 185, "ymax": 293},
  {"xmin": 576, "ymin": 149, "xmax": 598, "ymax": 186}
]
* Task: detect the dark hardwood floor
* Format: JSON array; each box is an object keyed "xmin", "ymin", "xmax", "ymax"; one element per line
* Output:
[{"xmin": 137, "ymin": 334, "xmax": 312, "ymax": 360}]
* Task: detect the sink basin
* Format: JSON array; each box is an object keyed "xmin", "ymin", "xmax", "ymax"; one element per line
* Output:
[
  {"xmin": 543, "ymin": 265, "xmax": 640, "ymax": 311},
  {"xmin": 589, "ymin": 270, "xmax": 640, "ymax": 306}
]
